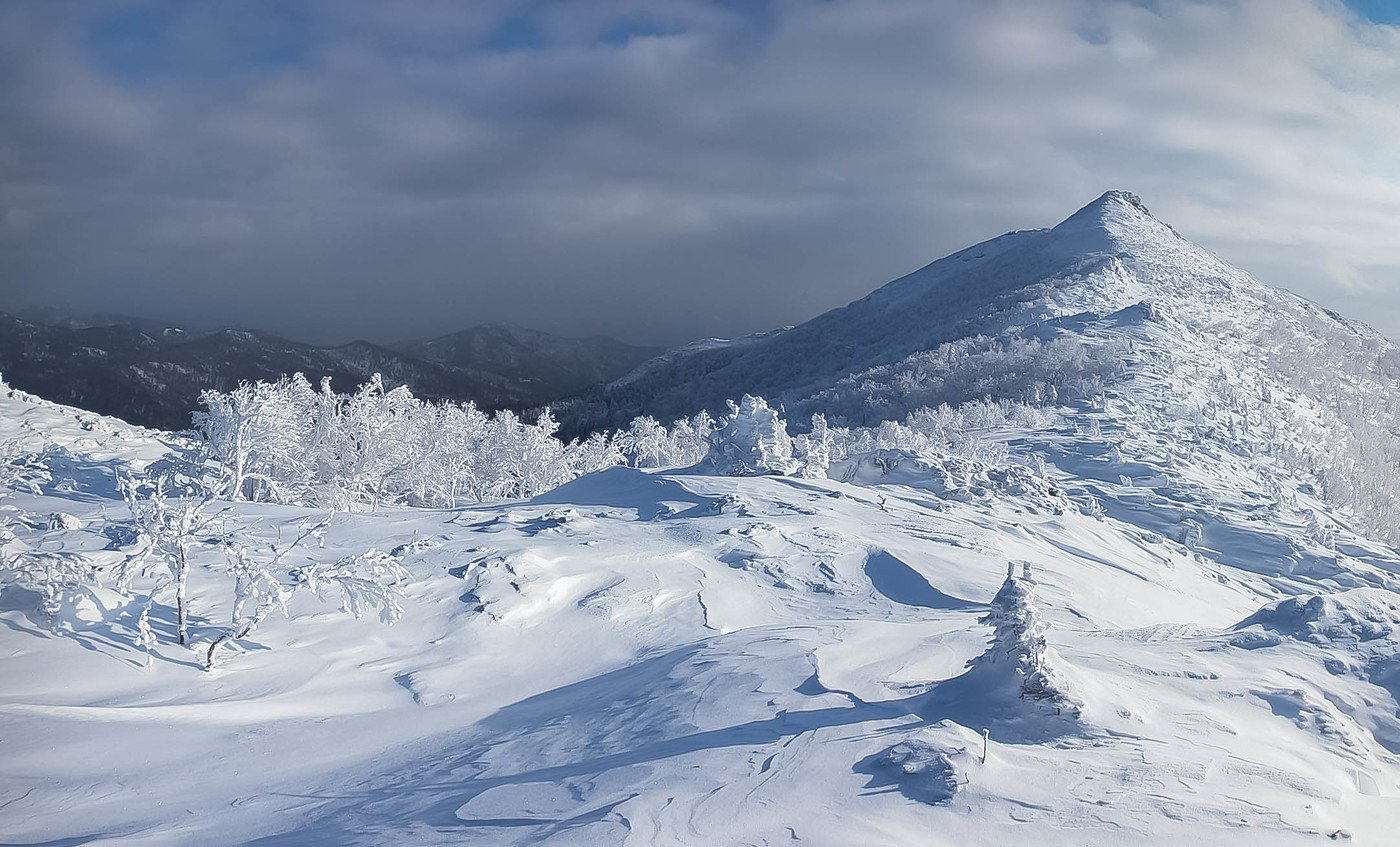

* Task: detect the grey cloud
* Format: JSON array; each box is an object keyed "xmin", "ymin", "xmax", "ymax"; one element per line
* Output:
[{"xmin": 2, "ymin": 0, "xmax": 1399, "ymax": 345}]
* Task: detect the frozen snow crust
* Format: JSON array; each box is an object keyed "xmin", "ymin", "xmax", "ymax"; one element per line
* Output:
[{"xmin": 5, "ymin": 192, "xmax": 1400, "ymax": 844}]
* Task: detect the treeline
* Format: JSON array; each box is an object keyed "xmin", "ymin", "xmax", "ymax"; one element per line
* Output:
[{"xmin": 195, "ymin": 373, "xmax": 1052, "ymax": 510}]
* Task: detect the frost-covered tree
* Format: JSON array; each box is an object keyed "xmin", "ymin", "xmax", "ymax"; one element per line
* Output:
[
  {"xmin": 615, "ymin": 412, "xmax": 716, "ymax": 469},
  {"xmin": 195, "ymin": 375, "xmax": 320, "ymax": 502},
  {"xmin": 792, "ymin": 413, "xmax": 834, "ymax": 479},
  {"xmin": 193, "ymin": 375, "xmax": 1059, "ymax": 503},
  {"xmin": 667, "ymin": 410, "xmax": 717, "ymax": 466},
  {"xmin": 618, "ymin": 416, "xmax": 669, "ymax": 468},
  {"xmin": 973, "ymin": 563, "xmax": 1081, "ymax": 717},
  {"xmin": 196, "ymin": 376, "xmax": 599, "ymax": 509},
  {"xmin": 568, "ymin": 430, "xmax": 624, "ymax": 478},
  {"xmin": 705, "ymin": 395, "xmax": 798, "ymax": 476}
]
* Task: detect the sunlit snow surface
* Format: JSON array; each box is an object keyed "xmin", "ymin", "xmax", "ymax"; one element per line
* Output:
[{"xmin": 3, "ymin": 383, "xmax": 1399, "ymax": 846}]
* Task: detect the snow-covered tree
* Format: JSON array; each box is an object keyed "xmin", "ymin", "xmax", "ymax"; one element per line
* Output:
[
  {"xmin": 617, "ymin": 416, "xmax": 669, "ymax": 468},
  {"xmin": 973, "ymin": 562, "xmax": 1081, "ymax": 717},
  {"xmin": 194, "ymin": 375, "xmax": 320, "ymax": 502},
  {"xmin": 667, "ymin": 410, "xmax": 717, "ymax": 466},
  {"xmin": 792, "ymin": 413, "xmax": 834, "ymax": 479},
  {"xmin": 568, "ymin": 430, "xmax": 624, "ymax": 478},
  {"xmin": 705, "ymin": 395, "xmax": 798, "ymax": 476}
]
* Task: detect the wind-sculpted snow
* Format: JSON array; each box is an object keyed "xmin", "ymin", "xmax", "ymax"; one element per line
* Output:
[
  {"xmin": 1236, "ymin": 590, "xmax": 1400, "ymax": 646},
  {"xmin": 4, "ymin": 381, "xmax": 1400, "ymax": 845}
]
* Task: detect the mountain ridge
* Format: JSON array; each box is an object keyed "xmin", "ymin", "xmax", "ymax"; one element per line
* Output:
[{"xmin": 0, "ymin": 313, "xmax": 661, "ymax": 431}]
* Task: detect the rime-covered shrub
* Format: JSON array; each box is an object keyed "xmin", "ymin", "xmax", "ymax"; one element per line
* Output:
[
  {"xmin": 616, "ymin": 411, "xmax": 715, "ymax": 469},
  {"xmin": 205, "ymin": 530, "xmax": 410, "ymax": 670},
  {"xmin": 0, "ymin": 441, "xmax": 53, "ymax": 496},
  {"xmin": 0, "ymin": 550, "xmax": 97, "ymax": 622},
  {"xmin": 116, "ymin": 476, "xmax": 225, "ymax": 646}
]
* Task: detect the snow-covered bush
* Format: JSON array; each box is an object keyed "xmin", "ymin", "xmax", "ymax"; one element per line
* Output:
[
  {"xmin": 0, "ymin": 444, "xmax": 94, "ymax": 625},
  {"xmin": 195, "ymin": 376, "xmax": 1055, "ymax": 503},
  {"xmin": 204, "ymin": 527, "xmax": 410, "ymax": 670},
  {"xmin": 196, "ymin": 375, "xmax": 622, "ymax": 510},
  {"xmin": 293, "ymin": 549, "xmax": 411, "ymax": 624},
  {"xmin": 116, "ymin": 476, "xmax": 225, "ymax": 646},
  {"xmin": 615, "ymin": 412, "xmax": 716, "ymax": 469},
  {"xmin": 818, "ymin": 399, "xmax": 1056, "ymax": 476},
  {"xmin": 0, "ymin": 441, "xmax": 53, "ymax": 496},
  {"xmin": 799, "ymin": 334, "xmax": 1131, "ymax": 425},
  {"xmin": 85, "ymin": 472, "xmax": 416, "ymax": 668},
  {"xmin": 0, "ymin": 550, "xmax": 97, "ymax": 622}
]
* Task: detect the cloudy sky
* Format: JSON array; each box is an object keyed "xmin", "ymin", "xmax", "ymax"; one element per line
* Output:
[{"xmin": 2, "ymin": 0, "xmax": 1399, "ymax": 346}]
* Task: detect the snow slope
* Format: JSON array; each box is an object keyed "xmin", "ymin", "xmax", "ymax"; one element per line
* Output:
[{"xmin": 4, "ymin": 366, "xmax": 1400, "ymax": 845}]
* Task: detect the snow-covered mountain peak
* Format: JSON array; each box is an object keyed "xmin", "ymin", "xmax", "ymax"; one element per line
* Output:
[
  {"xmin": 1040, "ymin": 189, "xmax": 1187, "ymax": 277},
  {"xmin": 1057, "ymin": 188, "xmax": 1151, "ymax": 227}
]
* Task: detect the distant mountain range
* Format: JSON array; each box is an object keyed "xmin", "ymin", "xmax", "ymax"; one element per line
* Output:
[{"xmin": 0, "ymin": 313, "xmax": 663, "ymax": 431}]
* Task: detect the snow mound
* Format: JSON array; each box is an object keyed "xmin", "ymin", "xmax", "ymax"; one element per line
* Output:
[
  {"xmin": 856, "ymin": 735, "xmax": 963, "ymax": 805},
  {"xmin": 1235, "ymin": 589, "xmax": 1400, "ymax": 646},
  {"xmin": 832, "ymin": 449, "xmax": 1068, "ymax": 512}
]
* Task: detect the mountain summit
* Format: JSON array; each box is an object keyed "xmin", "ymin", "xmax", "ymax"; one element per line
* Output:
[
  {"xmin": 584, "ymin": 189, "xmax": 1390, "ymax": 428},
  {"xmin": 1048, "ymin": 189, "xmax": 1179, "ymax": 252}
]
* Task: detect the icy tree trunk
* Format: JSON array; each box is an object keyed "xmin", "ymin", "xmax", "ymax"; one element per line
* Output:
[
  {"xmin": 175, "ymin": 550, "xmax": 190, "ymax": 646},
  {"xmin": 205, "ymin": 617, "xmax": 260, "ymax": 671},
  {"xmin": 230, "ymin": 425, "xmax": 246, "ymax": 501}
]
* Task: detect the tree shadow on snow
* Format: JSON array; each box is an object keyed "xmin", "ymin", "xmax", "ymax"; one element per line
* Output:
[
  {"xmin": 0, "ymin": 586, "xmax": 208, "ymax": 670},
  {"xmin": 531, "ymin": 467, "xmax": 729, "ymax": 521}
]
